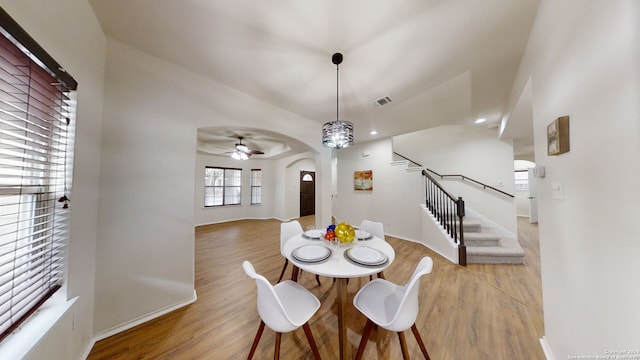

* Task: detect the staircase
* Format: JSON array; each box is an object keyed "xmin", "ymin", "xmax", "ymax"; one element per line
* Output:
[
  {"xmin": 463, "ymin": 218, "xmax": 525, "ymax": 264},
  {"xmin": 392, "ymin": 154, "xmax": 525, "ymax": 265}
]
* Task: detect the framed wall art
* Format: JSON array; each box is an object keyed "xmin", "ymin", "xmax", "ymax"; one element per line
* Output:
[
  {"xmin": 354, "ymin": 170, "xmax": 373, "ymax": 191},
  {"xmin": 547, "ymin": 116, "xmax": 570, "ymax": 156}
]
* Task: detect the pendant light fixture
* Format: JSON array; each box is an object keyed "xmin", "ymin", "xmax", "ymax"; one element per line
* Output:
[{"xmin": 322, "ymin": 52, "xmax": 354, "ymax": 149}]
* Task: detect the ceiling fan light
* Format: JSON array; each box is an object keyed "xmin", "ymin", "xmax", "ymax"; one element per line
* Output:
[
  {"xmin": 236, "ymin": 144, "xmax": 250, "ymax": 153},
  {"xmin": 231, "ymin": 151, "xmax": 249, "ymax": 160}
]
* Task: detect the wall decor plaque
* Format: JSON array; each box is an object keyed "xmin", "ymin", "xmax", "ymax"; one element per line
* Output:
[{"xmin": 547, "ymin": 116, "xmax": 570, "ymax": 156}]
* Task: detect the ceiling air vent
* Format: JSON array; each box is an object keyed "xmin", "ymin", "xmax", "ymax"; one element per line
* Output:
[{"xmin": 373, "ymin": 96, "xmax": 393, "ymax": 107}]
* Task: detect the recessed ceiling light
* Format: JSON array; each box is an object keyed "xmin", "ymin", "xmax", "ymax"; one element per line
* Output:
[
  {"xmin": 475, "ymin": 118, "xmax": 486, "ymax": 124},
  {"xmin": 370, "ymin": 130, "xmax": 378, "ymax": 135}
]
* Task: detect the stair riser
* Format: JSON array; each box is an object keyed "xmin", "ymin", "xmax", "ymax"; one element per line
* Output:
[
  {"xmin": 468, "ymin": 255, "xmax": 525, "ymax": 264},
  {"xmin": 466, "ymin": 239, "xmax": 500, "ymax": 247}
]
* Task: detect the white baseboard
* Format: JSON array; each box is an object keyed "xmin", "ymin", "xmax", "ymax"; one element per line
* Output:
[
  {"xmin": 195, "ymin": 217, "xmax": 276, "ymax": 227},
  {"xmin": 89, "ymin": 290, "xmax": 198, "ymax": 349},
  {"xmin": 540, "ymin": 336, "xmax": 556, "ymax": 360}
]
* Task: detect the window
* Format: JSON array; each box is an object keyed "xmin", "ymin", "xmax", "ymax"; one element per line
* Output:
[
  {"xmin": 204, "ymin": 167, "xmax": 242, "ymax": 206},
  {"xmin": 0, "ymin": 10, "xmax": 77, "ymax": 342},
  {"xmin": 250, "ymin": 169, "xmax": 262, "ymax": 205},
  {"xmin": 514, "ymin": 170, "xmax": 529, "ymax": 191}
]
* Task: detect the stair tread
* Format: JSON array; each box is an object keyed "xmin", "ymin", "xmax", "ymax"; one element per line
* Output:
[
  {"xmin": 467, "ymin": 238, "xmax": 525, "ymax": 256},
  {"xmin": 423, "ymin": 206, "xmax": 523, "ymax": 264}
]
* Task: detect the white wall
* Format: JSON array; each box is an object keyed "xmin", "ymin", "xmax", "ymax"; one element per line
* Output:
[
  {"xmin": 333, "ymin": 138, "xmax": 423, "ymax": 241},
  {"xmin": 284, "ymin": 158, "xmax": 316, "ymax": 220},
  {"xmin": 514, "ymin": 189, "xmax": 530, "ymax": 217},
  {"xmin": 274, "ymin": 152, "xmax": 333, "ymax": 227},
  {"xmin": 94, "ymin": 38, "xmax": 333, "ymax": 336},
  {"xmin": 0, "ymin": 1, "xmax": 106, "ymax": 359},
  {"xmin": 193, "ymin": 152, "xmax": 319, "ymax": 226},
  {"xmin": 505, "ymin": 0, "xmax": 640, "ymax": 358},
  {"xmin": 6, "ymin": 1, "xmax": 636, "ymax": 358},
  {"xmin": 393, "ymin": 125, "xmax": 518, "ymax": 234},
  {"xmin": 194, "ymin": 153, "xmax": 275, "ymax": 226}
]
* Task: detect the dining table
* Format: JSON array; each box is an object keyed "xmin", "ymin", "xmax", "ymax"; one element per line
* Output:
[{"xmin": 283, "ymin": 229, "xmax": 395, "ymax": 360}]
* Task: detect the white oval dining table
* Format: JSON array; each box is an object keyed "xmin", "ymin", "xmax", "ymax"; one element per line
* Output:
[{"xmin": 283, "ymin": 233, "xmax": 395, "ymax": 360}]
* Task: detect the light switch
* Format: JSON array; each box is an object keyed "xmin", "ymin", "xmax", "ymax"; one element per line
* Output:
[{"xmin": 552, "ymin": 182, "xmax": 563, "ymax": 200}]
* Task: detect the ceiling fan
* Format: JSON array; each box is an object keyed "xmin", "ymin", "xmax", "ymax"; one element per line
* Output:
[{"xmin": 230, "ymin": 137, "xmax": 264, "ymax": 160}]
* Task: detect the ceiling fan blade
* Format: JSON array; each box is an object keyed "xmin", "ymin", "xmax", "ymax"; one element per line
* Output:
[{"xmin": 234, "ymin": 136, "xmax": 263, "ymax": 155}]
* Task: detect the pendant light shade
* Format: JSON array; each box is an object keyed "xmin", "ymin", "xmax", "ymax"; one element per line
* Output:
[
  {"xmin": 322, "ymin": 52, "xmax": 354, "ymax": 149},
  {"xmin": 322, "ymin": 120, "xmax": 353, "ymax": 149}
]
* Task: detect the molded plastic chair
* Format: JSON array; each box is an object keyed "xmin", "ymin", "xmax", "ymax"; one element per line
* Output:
[
  {"xmin": 359, "ymin": 219, "xmax": 385, "ymax": 240},
  {"xmin": 359, "ymin": 219, "xmax": 386, "ymax": 280},
  {"xmin": 243, "ymin": 261, "xmax": 322, "ymax": 360},
  {"xmin": 352, "ymin": 256, "xmax": 434, "ymax": 360},
  {"xmin": 277, "ymin": 220, "xmax": 321, "ymax": 286}
]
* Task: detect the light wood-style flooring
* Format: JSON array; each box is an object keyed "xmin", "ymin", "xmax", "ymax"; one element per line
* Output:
[{"xmin": 87, "ymin": 216, "xmax": 545, "ymax": 359}]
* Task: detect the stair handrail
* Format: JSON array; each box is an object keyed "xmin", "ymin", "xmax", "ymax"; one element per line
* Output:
[
  {"xmin": 424, "ymin": 168, "xmax": 514, "ymax": 198},
  {"xmin": 393, "ymin": 152, "xmax": 514, "ymax": 198},
  {"xmin": 393, "ymin": 151, "xmax": 423, "ymax": 167},
  {"xmin": 422, "ymin": 169, "xmax": 467, "ymax": 266}
]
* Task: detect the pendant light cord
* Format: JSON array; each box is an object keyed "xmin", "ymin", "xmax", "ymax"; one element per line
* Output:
[{"xmin": 336, "ymin": 63, "xmax": 339, "ymax": 121}]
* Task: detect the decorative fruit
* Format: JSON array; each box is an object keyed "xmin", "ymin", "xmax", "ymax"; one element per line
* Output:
[
  {"xmin": 335, "ymin": 222, "xmax": 355, "ymax": 243},
  {"xmin": 324, "ymin": 230, "xmax": 335, "ymax": 241}
]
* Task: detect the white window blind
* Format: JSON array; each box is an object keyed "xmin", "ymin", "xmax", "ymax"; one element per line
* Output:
[
  {"xmin": 250, "ymin": 169, "xmax": 261, "ymax": 205},
  {"xmin": 0, "ymin": 22, "xmax": 75, "ymax": 341},
  {"xmin": 204, "ymin": 167, "xmax": 242, "ymax": 206}
]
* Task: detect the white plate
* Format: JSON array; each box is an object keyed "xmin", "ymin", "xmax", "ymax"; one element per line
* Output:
[
  {"xmin": 346, "ymin": 246, "xmax": 387, "ymax": 266},
  {"xmin": 355, "ymin": 230, "xmax": 372, "ymax": 240},
  {"xmin": 292, "ymin": 244, "xmax": 331, "ymax": 263},
  {"xmin": 303, "ymin": 229, "xmax": 324, "ymax": 239}
]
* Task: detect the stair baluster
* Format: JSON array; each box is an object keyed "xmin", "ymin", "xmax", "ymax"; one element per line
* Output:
[{"xmin": 422, "ymin": 170, "xmax": 467, "ymax": 266}]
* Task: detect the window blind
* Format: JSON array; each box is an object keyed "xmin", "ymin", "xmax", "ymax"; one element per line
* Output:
[
  {"xmin": 0, "ymin": 25, "xmax": 74, "ymax": 341},
  {"xmin": 250, "ymin": 169, "xmax": 261, "ymax": 205},
  {"xmin": 204, "ymin": 167, "xmax": 242, "ymax": 206}
]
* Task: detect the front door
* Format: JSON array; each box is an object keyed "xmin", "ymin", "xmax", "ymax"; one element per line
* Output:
[{"xmin": 300, "ymin": 171, "xmax": 315, "ymax": 217}]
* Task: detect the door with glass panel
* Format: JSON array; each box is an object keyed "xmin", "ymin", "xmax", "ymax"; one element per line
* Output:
[{"xmin": 299, "ymin": 171, "xmax": 315, "ymax": 217}]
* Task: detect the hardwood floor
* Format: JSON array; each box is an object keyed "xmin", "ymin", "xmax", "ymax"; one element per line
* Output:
[{"xmin": 87, "ymin": 216, "xmax": 545, "ymax": 359}]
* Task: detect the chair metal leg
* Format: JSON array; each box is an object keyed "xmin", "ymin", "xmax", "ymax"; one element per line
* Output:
[
  {"xmin": 277, "ymin": 259, "xmax": 288, "ymax": 283},
  {"xmin": 355, "ymin": 319, "xmax": 375, "ymax": 360},
  {"xmin": 302, "ymin": 322, "xmax": 322, "ymax": 360},
  {"xmin": 290, "ymin": 265, "xmax": 300, "ymax": 281},
  {"xmin": 369, "ymin": 272, "xmax": 384, "ymax": 281},
  {"xmin": 397, "ymin": 331, "xmax": 410, "ymax": 359},
  {"xmin": 274, "ymin": 332, "xmax": 281, "ymax": 360},
  {"xmin": 411, "ymin": 324, "xmax": 431, "ymax": 360},
  {"xmin": 247, "ymin": 320, "xmax": 265, "ymax": 360}
]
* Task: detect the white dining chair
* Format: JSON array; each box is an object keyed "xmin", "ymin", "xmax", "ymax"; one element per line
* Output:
[
  {"xmin": 243, "ymin": 260, "xmax": 322, "ymax": 360},
  {"xmin": 359, "ymin": 219, "xmax": 386, "ymax": 280},
  {"xmin": 359, "ymin": 219, "xmax": 385, "ymax": 240},
  {"xmin": 352, "ymin": 256, "xmax": 433, "ymax": 360},
  {"xmin": 278, "ymin": 220, "xmax": 321, "ymax": 286}
]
